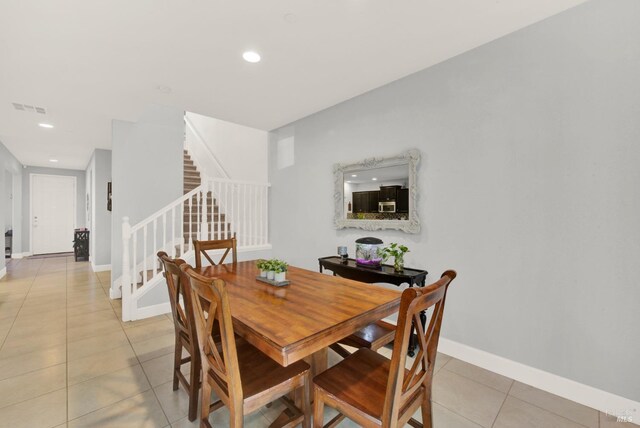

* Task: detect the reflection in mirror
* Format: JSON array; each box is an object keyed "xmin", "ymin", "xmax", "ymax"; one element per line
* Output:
[
  {"xmin": 334, "ymin": 149, "xmax": 420, "ymax": 234},
  {"xmin": 344, "ymin": 165, "xmax": 409, "ymax": 221}
]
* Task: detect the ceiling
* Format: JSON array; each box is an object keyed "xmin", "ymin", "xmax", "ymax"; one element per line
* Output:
[
  {"xmin": 345, "ymin": 165, "xmax": 408, "ymax": 185},
  {"xmin": 0, "ymin": 0, "xmax": 587, "ymax": 170}
]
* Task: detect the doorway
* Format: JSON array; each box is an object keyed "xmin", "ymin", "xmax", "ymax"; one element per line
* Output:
[
  {"xmin": 30, "ymin": 174, "xmax": 76, "ymax": 255},
  {"xmin": 4, "ymin": 170, "xmax": 12, "ymax": 258}
]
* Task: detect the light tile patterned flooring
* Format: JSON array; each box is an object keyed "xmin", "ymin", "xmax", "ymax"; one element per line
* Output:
[{"xmin": 0, "ymin": 256, "xmax": 635, "ymax": 427}]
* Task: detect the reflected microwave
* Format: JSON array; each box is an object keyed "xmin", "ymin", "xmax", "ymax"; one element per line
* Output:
[{"xmin": 379, "ymin": 201, "xmax": 396, "ymax": 213}]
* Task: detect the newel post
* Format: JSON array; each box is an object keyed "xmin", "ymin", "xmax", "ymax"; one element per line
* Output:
[{"xmin": 121, "ymin": 216, "xmax": 132, "ymax": 321}]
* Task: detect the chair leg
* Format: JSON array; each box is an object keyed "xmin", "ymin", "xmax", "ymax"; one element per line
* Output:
[
  {"xmin": 301, "ymin": 374, "xmax": 311, "ymax": 428},
  {"xmin": 313, "ymin": 386, "xmax": 325, "ymax": 428},
  {"xmin": 187, "ymin": 355, "xmax": 199, "ymax": 421},
  {"xmin": 421, "ymin": 391, "xmax": 432, "ymax": 428},
  {"xmin": 228, "ymin": 400, "xmax": 243, "ymax": 428},
  {"xmin": 200, "ymin": 380, "xmax": 212, "ymax": 428},
  {"xmin": 172, "ymin": 338, "xmax": 181, "ymax": 391}
]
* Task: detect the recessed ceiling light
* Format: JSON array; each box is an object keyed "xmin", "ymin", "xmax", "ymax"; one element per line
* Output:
[
  {"xmin": 346, "ymin": 180, "xmax": 351, "ymax": 183},
  {"xmin": 242, "ymin": 51, "xmax": 261, "ymax": 63},
  {"xmin": 372, "ymin": 178, "xmax": 378, "ymax": 181},
  {"xmin": 49, "ymin": 159, "xmax": 58, "ymax": 163},
  {"xmin": 39, "ymin": 123, "xmax": 54, "ymax": 129},
  {"xmin": 156, "ymin": 85, "xmax": 172, "ymax": 94},
  {"xmin": 283, "ymin": 13, "xmax": 298, "ymax": 23},
  {"xmin": 351, "ymin": 174, "xmax": 357, "ymax": 177}
]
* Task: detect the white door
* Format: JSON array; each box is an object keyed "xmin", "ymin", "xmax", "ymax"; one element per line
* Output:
[{"xmin": 31, "ymin": 174, "xmax": 76, "ymax": 255}]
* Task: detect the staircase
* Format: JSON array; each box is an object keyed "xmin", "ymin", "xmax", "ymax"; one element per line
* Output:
[
  {"xmin": 183, "ymin": 150, "xmax": 201, "ymax": 193},
  {"xmin": 119, "ymin": 149, "xmax": 271, "ymax": 321},
  {"xmin": 183, "ymin": 150, "xmax": 230, "ymax": 244}
]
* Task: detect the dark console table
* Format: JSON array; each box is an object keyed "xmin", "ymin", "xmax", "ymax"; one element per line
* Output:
[{"xmin": 318, "ymin": 256, "xmax": 428, "ymax": 356}]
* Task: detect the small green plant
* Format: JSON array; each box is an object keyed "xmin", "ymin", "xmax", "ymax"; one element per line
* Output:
[
  {"xmin": 381, "ymin": 243, "xmax": 410, "ymax": 272},
  {"xmin": 271, "ymin": 260, "xmax": 288, "ymax": 274},
  {"xmin": 381, "ymin": 243, "xmax": 409, "ymax": 259},
  {"xmin": 256, "ymin": 259, "xmax": 268, "ymax": 271}
]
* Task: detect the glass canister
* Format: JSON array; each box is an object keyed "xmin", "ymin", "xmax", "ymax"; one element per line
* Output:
[{"xmin": 355, "ymin": 237, "xmax": 384, "ymax": 267}]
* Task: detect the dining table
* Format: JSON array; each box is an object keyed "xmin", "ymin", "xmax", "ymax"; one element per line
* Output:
[{"xmin": 195, "ymin": 260, "xmax": 402, "ymax": 377}]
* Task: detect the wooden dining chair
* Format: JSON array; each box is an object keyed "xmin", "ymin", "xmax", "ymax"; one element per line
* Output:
[
  {"xmin": 157, "ymin": 251, "xmax": 201, "ymax": 421},
  {"xmin": 313, "ymin": 270, "xmax": 457, "ymax": 428},
  {"xmin": 194, "ymin": 233, "xmax": 237, "ymax": 268},
  {"xmin": 180, "ymin": 264, "xmax": 311, "ymax": 428}
]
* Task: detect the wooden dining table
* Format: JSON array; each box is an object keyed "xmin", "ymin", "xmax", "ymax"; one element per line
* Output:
[{"xmin": 196, "ymin": 260, "xmax": 402, "ymax": 376}]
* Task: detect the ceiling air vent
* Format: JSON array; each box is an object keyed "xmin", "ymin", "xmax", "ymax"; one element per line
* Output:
[{"xmin": 12, "ymin": 102, "xmax": 47, "ymax": 114}]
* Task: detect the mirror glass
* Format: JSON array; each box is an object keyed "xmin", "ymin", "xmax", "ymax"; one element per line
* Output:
[{"xmin": 334, "ymin": 150, "xmax": 420, "ymax": 234}]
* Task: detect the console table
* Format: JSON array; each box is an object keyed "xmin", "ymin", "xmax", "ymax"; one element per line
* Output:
[{"xmin": 318, "ymin": 256, "xmax": 428, "ymax": 356}]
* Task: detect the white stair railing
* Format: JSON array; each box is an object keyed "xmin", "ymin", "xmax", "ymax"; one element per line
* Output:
[
  {"xmin": 201, "ymin": 177, "xmax": 270, "ymax": 248},
  {"xmin": 120, "ymin": 177, "xmax": 270, "ymax": 321},
  {"xmin": 184, "ymin": 115, "xmax": 231, "ymax": 179}
]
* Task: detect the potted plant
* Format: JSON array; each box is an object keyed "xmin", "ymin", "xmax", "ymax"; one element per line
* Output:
[
  {"xmin": 381, "ymin": 243, "xmax": 410, "ymax": 272},
  {"xmin": 256, "ymin": 259, "xmax": 268, "ymax": 278},
  {"xmin": 273, "ymin": 260, "xmax": 288, "ymax": 282},
  {"xmin": 265, "ymin": 260, "xmax": 276, "ymax": 280}
]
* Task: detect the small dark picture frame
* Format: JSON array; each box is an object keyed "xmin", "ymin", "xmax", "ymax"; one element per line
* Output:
[{"xmin": 107, "ymin": 182, "xmax": 112, "ymax": 211}]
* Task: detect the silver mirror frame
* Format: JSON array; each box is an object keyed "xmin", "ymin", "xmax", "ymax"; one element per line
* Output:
[{"xmin": 333, "ymin": 149, "xmax": 421, "ymax": 234}]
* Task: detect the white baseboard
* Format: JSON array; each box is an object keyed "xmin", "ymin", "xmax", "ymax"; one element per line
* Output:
[
  {"xmin": 0, "ymin": 267, "xmax": 6, "ymax": 280},
  {"xmin": 11, "ymin": 252, "xmax": 32, "ymax": 259},
  {"xmin": 438, "ymin": 338, "xmax": 639, "ymax": 421},
  {"xmin": 109, "ymin": 287, "xmax": 121, "ymax": 299},
  {"xmin": 91, "ymin": 263, "xmax": 111, "ymax": 272},
  {"xmin": 133, "ymin": 302, "xmax": 171, "ymax": 321}
]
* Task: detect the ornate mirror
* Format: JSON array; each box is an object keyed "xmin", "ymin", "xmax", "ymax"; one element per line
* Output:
[{"xmin": 333, "ymin": 149, "xmax": 420, "ymax": 233}]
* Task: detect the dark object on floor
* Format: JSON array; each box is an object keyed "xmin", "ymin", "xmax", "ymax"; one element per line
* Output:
[
  {"xmin": 4, "ymin": 230, "xmax": 11, "ymax": 259},
  {"xmin": 73, "ymin": 229, "xmax": 90, "ymax": 262}
]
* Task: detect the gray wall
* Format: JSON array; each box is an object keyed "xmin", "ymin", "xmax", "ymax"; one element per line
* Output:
[
  {"xmin": 21, "ymin": 166, "xmax": 86, "ymax": 253},
  {"xmin": 0, "ymin": 140, "xmax": 23, "ymax": 272},
  {"xmin": 4, "ymin": 171, "xmax": 11, "ymax": 232},
  {"xmin": 86, "ymin": 149, "xmax": 112, "ymax": 267},
  {"xmin": 110, "ymin": 105, "xmax": 184, "ymax": 292},
  {"xmin": 270, "ymin": 0, "xmax": 640, "ymax": 401}
]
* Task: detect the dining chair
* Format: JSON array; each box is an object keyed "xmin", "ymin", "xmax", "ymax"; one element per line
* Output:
[
  {"xmin": 194, "ymin": 233, "xmax": 237, "ymax": 268},
  {"xmin": 157, "ymin": 251, "xmax": 201, "ymax": 421},
  {"xmin": 313, "ymin": 270, "xmax": 457, "ymax": 428},
  {"xmin": 180, "ymin": 264, "xmax": 311, "ymax": 428}
]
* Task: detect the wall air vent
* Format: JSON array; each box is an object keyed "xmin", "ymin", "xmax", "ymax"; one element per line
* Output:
[{"xmin": 12, "ymin": 102, "xmax": 47, "ymax": 114}]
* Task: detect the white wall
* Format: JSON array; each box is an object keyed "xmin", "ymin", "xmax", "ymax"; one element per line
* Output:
[
  {"xmin": 186, "ymin": 112, "xmax": 268, "ymax": 182},
  {"xmin": 4, "ymin": 170, "xmax": 11, "ymax": 231},
  {"xmin": 269, "ymin": 0, "xmax": 640, "ymax": 403},
  {"xmin": 0, "ymin": 140, "xmax": 22, "ymax": 272},
  {"xmin": 86, "ymin": 149, "xmax": 112, "ymax": 269},
  {"xmin": 111, "ymin": 105, "xmax": 184, "ymax": 299}
]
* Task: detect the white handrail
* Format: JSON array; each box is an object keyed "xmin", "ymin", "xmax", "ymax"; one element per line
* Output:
[
  {"xmin": 130, "ymin": 186, "xmax": 202, "ymax": 233},
  {"xmin": 203, "ymin": 176, "xmax": 271, "ymax": 187},
  {"xmin": 120, "ymin": 177, "xmax": 270, "ymax": 321},
  {"xmin": 184, "ymin": 115, "xmax": 231, "ymax": 179}
]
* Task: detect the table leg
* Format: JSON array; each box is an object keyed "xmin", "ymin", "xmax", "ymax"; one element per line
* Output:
[
  {"xmin": 407, "ymin": 279, "xmax": 428, "ymax": 357},
  {"xmin": 307, "ymin": 348, "xmax": 328, "ymax": 379},
  {"xmin": 408, "ymin": 326, "xmax": 417, "ymax": 357}
]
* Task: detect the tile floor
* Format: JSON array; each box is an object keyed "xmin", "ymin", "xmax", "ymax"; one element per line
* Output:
[{"xmin": 0, "ymin": 256, "xmax": 635, "ymax": 427}]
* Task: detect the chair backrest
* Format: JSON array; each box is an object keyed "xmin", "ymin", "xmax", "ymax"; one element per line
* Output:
[
  {"xmin": 180, "ymin": 263, "xmax": 243, "ymax": 410},
  {"xmin": 381, "ymin": 270, "xmax": 457, "ymax": 426},
  {"xmin": 157, "ymin": 252, "xmax": 198, "ymax": 344},
  {"xmin": 194, "ymin": 233, "xmax": 237, "ymax": 268}
]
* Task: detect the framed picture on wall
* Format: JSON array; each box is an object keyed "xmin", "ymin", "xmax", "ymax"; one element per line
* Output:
[{"xmin": 107, "ymin": 182, "xmax": 112, "ymax": 211}]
